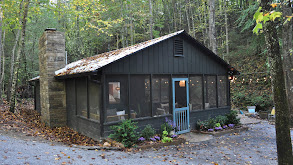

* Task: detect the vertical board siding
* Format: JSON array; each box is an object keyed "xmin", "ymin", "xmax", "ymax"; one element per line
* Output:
[
  {"xmin": 164, "ymin": 39, "xmax": 169, "ymax": 73},
  {"xmin": 168, "ymin": 38, "xmax": 173, "ymax": 72},
  {"xmin": 103, "ymin": 35, "xmax": 227, "ymax": 75},
  {"xmin": 137, "ymin": 51, "xmax": 143, "ymax": 73},
  {"xmin": 143, "ymin": 49, "xmax": 148, "ymax": 73},
  {"xmin": 149, "ymin": 46, "xmax": 154, "ymax": 73},
  {"xmin": 153, "ymin": 44, "xmax": 159, "ymax": 72},
  {"xmin": 158, "ymin": 43, "xmax": 164, "ymax": 73}
]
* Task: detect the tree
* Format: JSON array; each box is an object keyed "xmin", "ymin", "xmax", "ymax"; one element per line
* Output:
[
  {"xmin": 254, "ymin": 1, "xmax": 293, "ymax": 164},
  {"xmin": 208, "ymin": 0, "xmax": 217, "ymax": 54},
  {"xmin": 281, "ymin": 0, "xmax": 293, "ymax": 127},
  {"xmin": 9, "ymin": 0, "xmax": 30, "ymax": 112},
  {"xmin": 0, "ymin": 0, "xmax": 3, "ymax": 101},
  {"xmin": 149, "ymin": 0, "xmax": 153, "ymax": 39}
]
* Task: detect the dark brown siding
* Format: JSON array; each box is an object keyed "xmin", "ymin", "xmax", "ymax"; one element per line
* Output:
[{"xmin": 103, "ymin": 36, "xmax": 227, "ymax": 75}]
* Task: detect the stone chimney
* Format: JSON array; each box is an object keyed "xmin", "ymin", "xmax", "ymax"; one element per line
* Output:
[{"xmin": 39, "ymin": 29, "xmax": 66, "ymax": 127}]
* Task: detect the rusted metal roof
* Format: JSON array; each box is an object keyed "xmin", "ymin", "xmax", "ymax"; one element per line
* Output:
[
  {"xmin": 55, "ymin": 30, "xmax": 185, "ymax": 77},
  {"xmin": 28, "ymin": 76, "xmax": 40, "ymax": 82}
]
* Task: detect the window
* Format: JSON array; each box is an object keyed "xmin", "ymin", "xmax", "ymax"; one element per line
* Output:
[
  {"xmin": 130, "ymin": 75, "xmax": 151, "ymax": 118},
  {"xmin": 174, "ymin": 39, "xmax": 183, "ymax": 56},
  {"xmin": 218, "ymin": 76, "xmax": 228, "ymax": 107},
  {"xmin": 106, "ymin": 75, "xmax": 128, "ymax": 122},
  {"xmin": 76, "ymin": 78, "xmax": 87, "ymax": 117},
  {"xmin": 109, "ymin": 82, "xmax": 120, "ymax": 104},
  {"xmin": 189, "ymin": 76, "xmax": 203, "ymax": 110},
  {"xmin": 204, "ymin": 76, "xmax": 217, "ymax": 109},
  {"xmin": 89, "ymin": 80, "xmax": 101, "ymax": 121},
  {"xmin": 152, "ymin": 76, "xmax": 170, "ymax": 116}
]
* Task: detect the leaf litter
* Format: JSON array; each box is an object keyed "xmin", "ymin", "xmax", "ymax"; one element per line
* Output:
[{"xmin": 0, "ymin": 99, "xmax": 101, "ymax": 147}]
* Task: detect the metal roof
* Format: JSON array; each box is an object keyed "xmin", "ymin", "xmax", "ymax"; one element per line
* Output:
[
  {"xmin": 29, "ymin": 30, "xmax": 239, "ymax": 81},
  {"xmin": 55, "ymin": 30, "xmax": 185, "ymax": 77}
]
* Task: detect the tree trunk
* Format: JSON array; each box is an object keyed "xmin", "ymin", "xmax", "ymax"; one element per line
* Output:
[
  {"xmin": 149, "ymin": 0, "xmax": 153, "ymax": 39},
  {"xmin": 10, "ymin": 0, "xmax": 30, "ymax": 112},
  {"xmin": 203, "ymin": 3, "xmax": 208, "ymax": 46},
  {"xmin": 188, "ymin": 0, "xmax": 195, "ymax": 37},
  {"xmin": 0, "ymin": 30, "xmax": 4, "ymax": 102},
  {"xmin": 224, "ymin": 4, "xmax": 229, "ymax": 62},
  {"xmin": 185, "ymin": 0, "xmax": 191, "ymax": 34},
  {"xmin": 208, "ymin": 0, "xmax": 217, "ymax": 54},
  {"xmin": 8, "ymin": 30, "xmax": 20, "ymax": 101},
  {"xmin": 0, "ymin": 2, "xmax": 2, "ymax": 100},
  {"xmin": 261, "ymin": 1, "xmax": 293, "ymax": 164},
  {"xmin": 172, "ymin": 0, "xmax": 177, "ymax": 31},
  {"xmin": 120, "ymin": 0, "xmax": 125, "ymax": 48},
  {"xmin": 162, "ymin": 0, "xmax": 171, "ymax": 33},
  {"xmin": 129, "ymin": 3, "xmax": 134, "ymax": 45},
  {"xmin": 281, "ymin": 1, "xmax": 293, "ymax": 127}
]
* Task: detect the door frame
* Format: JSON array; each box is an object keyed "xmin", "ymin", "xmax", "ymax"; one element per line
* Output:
[{"xmin": 172, "ymin": 78, "xmax": 190, "ymax": 134}]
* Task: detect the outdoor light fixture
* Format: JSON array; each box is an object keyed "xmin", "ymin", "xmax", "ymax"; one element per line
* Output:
[
  {"xmin": 116, "ymin": 87, "xmax": 120, "ymax": 91},
  {"xmin": 228, "ymin": 75, "xmax": 234, "ymax": 80},
  {"xmin": 179, "ymin": 80, "xmax": 185, "ymax": 87}
]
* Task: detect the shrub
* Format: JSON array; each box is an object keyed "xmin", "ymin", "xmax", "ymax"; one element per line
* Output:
[
  {"xmin": 196, "ymin": 119, "xmax": 208, "ymax": 131},
  {"xmin": 108, "ymin": 119, "xmax": 139, "ymax": 148},
  {"xmin": 141, "ymin": 125, "xmax": 155, "ymax": 140},
  {"xmin": 215, "ymin": 115, "xmax": 228, "ymax": 126},
  {"xmin": 225, "ymin": 110, "xmax": 240, "ymax": 125},
  {"xmin": 215, "ymin": 123, "xmax": 221, "ymax": 127},
  {"xmin": 207, "ymin": 118, "xmax": 216, "ymax": 129},
  {"xmin": 160, "ymin": 122, "xmax": 173, "ymax": 134}
]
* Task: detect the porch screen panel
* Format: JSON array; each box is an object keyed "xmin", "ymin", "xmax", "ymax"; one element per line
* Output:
[
  {"xmin": 130, "ymin": 75, "xmax": 151, "ymax": 118},
  {"xmin": 189, "ymin": 76, "xmax": 203, "ymax": 110},
  {"xmin": 152, "ymin": 75, "xmax": 170, "ymax": 116},
  {"xmin": 204, "ymin": 76, "xmax": 217, "ymax": 109},
  {"xmin": 106, "ymin": 75, "xmax": 128, "ymax": 122},
  {"xmin": 88, "ymin": 80, "xmax": 101, "ymax": 121},
  {"xmin": 218, "ymin": 76, "xmax": 228, "ymax": 107},
  {"xmin": 76, "ymin": 77, "xmax": 87, "ymax": 117}
]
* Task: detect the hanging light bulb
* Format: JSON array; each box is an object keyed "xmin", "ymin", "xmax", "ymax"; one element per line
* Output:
[{"xmin": 179, "ymin": 80, "xmax": 185, "ymax": 87}]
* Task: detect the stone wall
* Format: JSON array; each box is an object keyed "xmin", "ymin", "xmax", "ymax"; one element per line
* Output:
[{"xmin": 39, "ymin": 29, "xmax": 66, "ymax": 127}]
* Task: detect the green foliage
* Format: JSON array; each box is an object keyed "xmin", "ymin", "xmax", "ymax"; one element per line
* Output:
[
  {"xmin": 225, "ymin": 110, "xmax": 240, "ymax": 125},
  {"xmin": 215, "ymin": 115, "xmax": 228, "ymax": 126},
  {"xmin": 196, "ymin": 119, "xmax": 208, "ymax": 130},
  {"xmin": 162, "ymin": 137, "xmax": 173, "ymax": 143},
  {"xmin": 108, "ymin": 119, "xmax": 139, "ymax": 148},
  {"xmin": 162, "ymin": 130, "xmax": 168, "ymax": 137},
  {"xmin": 253, "ymin": 7, "xmax": 282, "ymax": 34},
  {"xmin": 237, "ymin": 2, "xmax": 258, "ymax": 32},
  {"xmin": 196, "ymin": 111, "xmax": 240, "ymax": 131},
  {"xmin": 215, "ymin": 123, "xmax": 221, "ymax": 128},
  {"xmin": 232, "ymin": 89, "xmax": 273, "ymax": 111},
  {"xmin": 161, "ymin": 130, "xmax": 172, "ymax": 143},
  {"xmin": 160, "ymin": 122, "xmax": 173, "ymax": 134},
  {"xmin": 207, "ymin": 118, "xmax": 216, "ymax": 129},
  {"xmin": 140, "ymin": 125, "xmax": 155, "ymax": 140}
]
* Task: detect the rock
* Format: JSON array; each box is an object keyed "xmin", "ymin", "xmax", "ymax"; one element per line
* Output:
[{"xmin": 103, "ymin": 142, "xmax": 111, "ymax": 148}]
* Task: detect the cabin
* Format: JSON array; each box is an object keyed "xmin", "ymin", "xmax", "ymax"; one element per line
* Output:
[{"xmin": 31, "ymin": 29, "xmax": 239, "ymax": 140}]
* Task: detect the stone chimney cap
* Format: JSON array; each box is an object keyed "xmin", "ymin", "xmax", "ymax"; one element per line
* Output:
[{"xmin": 45, "ymin": 28, "xmax": 57, "ymax": 31}]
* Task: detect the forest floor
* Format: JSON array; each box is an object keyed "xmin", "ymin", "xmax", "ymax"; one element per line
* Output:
[{"xmin": 0, "ymin": 101, "xmax": 286, "ymax": 164}]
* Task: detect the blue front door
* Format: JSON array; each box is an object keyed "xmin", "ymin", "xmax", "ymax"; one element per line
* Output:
[{"xmin": 172, "ymin": 78, "xmax": 190, "ymax": 134}]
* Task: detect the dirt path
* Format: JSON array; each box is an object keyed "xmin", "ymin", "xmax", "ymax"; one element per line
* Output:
[{"xmin": 0, "ymin": 121, "xmax": 282, "ymax": 165}]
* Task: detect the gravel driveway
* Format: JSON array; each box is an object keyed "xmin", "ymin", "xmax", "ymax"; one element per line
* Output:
[{"xmin": 0, "ymin": 121, "xmax": 286, "ymax": 165}]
